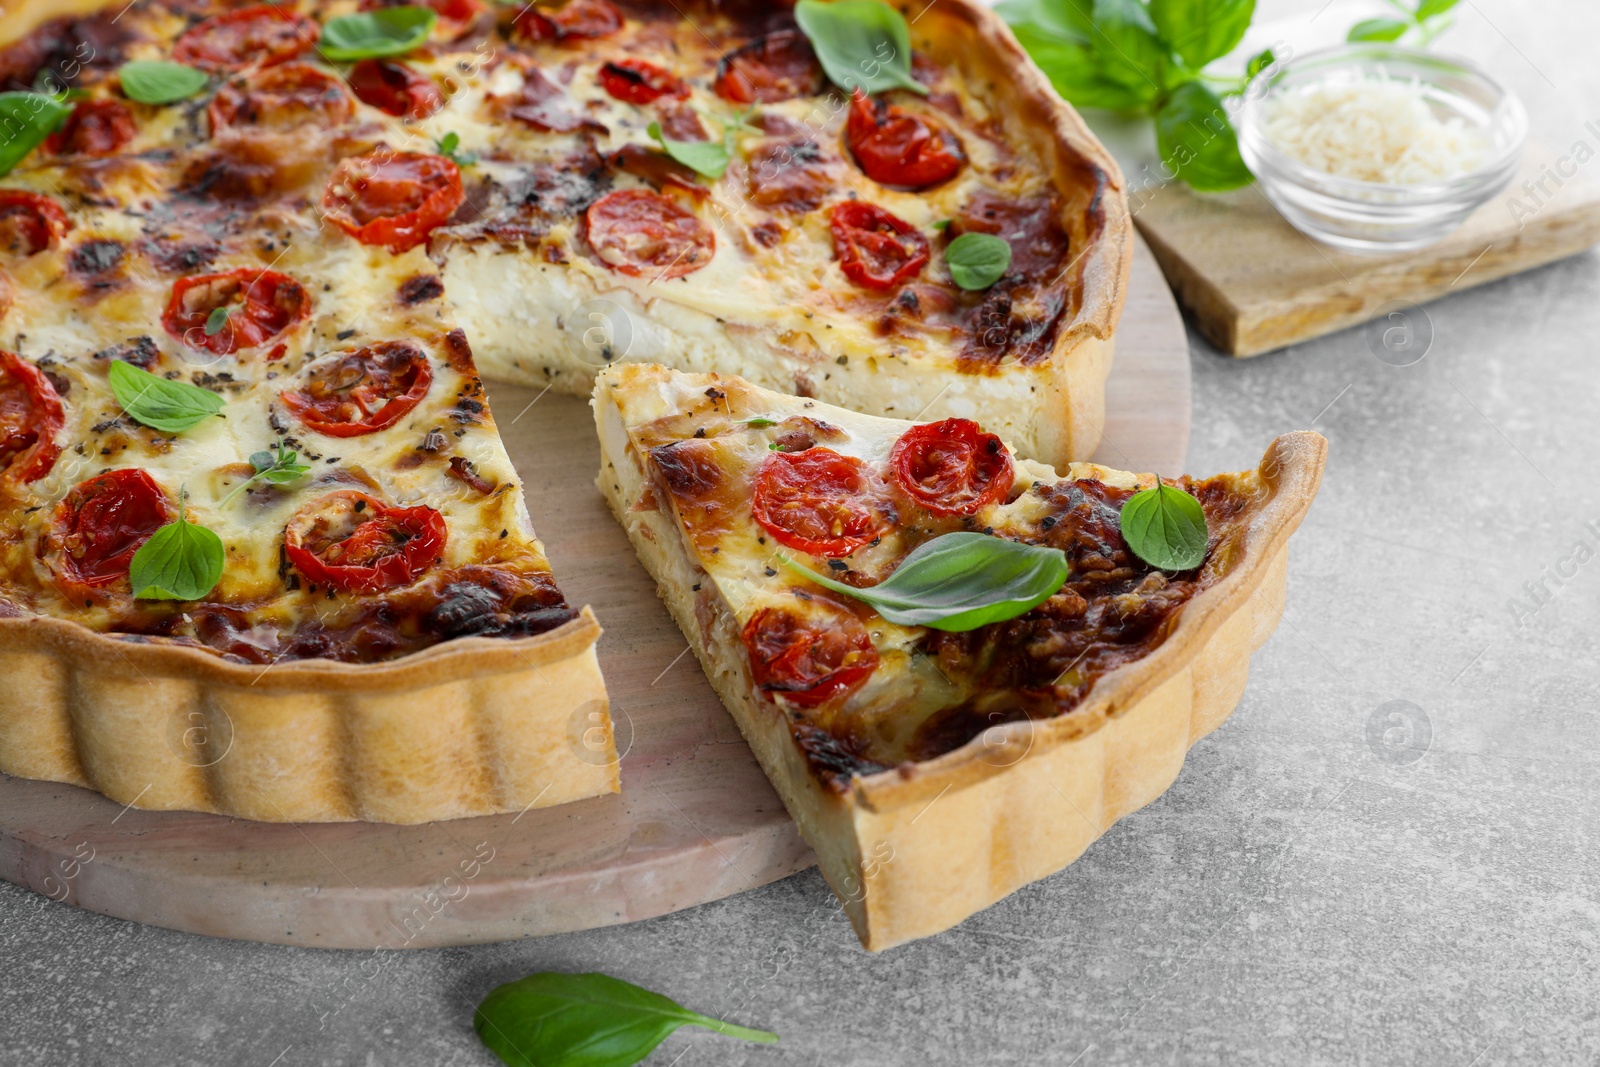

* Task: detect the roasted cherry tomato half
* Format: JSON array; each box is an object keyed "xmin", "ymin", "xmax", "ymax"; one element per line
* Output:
[
  {"xmin": 509, "ymin": 0, "xmax": 622, "ymax": 42},
  {"xmin": 890, "ymin": 418, "xmax": 1014, "ymax": 517},
  {"xmin": 163, "ymin": 268, "xmax": 311, "ymax": 357},
  {"xmin": 0, "ymin": 191, "xmax": 70, "ymax": 257},
  {"xmin": 208, "ymin": 63, "xmax": 355, "ymax": 132},
  {"xmin": 714, "ymin": 30, "xmax": 824, "ymax": 104},
  {"xmin": 845, "ymin": 88, "xmax": 964, "ymax": 190},
  {"xmin": 0, "ymin": 350, "xmax": 63, "ymax": 483},
  {"xmin": 347, "ymin": 59, "xmax": 445, "ymax": 120},
  {"xmin": 47, "ymin": 469, "xmax": 173, "ymax": 590},
  {"xmin": 322, "ymin": 150, "xmax": 464, "ymax": 254},
  {"xmin": 280, "ymin": 342, "xmax": 434, "ymax": 438},
  {"xmin": 583, "ymin": 189, "xmax": 714, "ymax": 280},
  {"xmin": 598, "ymin": 59, "xmax": 687, "ymax": 105},
  {"xmin": 829, "ymin": 201, "xmax": 928, "ymax": 291},
  {"xmin": 363, "ymin": 0, "xmax": 486, "ymax": 40},
  {"xmin": 751, "ymin": 446, "xmax": 890, "ymax": 558},
  {"xmin": 46, "ymin": 99, "xmax": 135, "ymax": 157},
  {"xmin": 173, "ymin": 6, "xmax": 319, "ymax": 72},
  {"xmin": 741, "ymin": 603, "xmax": 879, "ymax": 707},
  {"xmin": 284, "ymin": 490, "xmax": 448, "ymax": 594}
]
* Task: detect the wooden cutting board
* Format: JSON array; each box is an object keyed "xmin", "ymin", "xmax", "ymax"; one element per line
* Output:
[
  {"xmin": 1135, "ymin": 142, "xmax": 1600, "ymax": 357},
  {"xmin": 0, "ymin": 236, "xmax": 1190, "ymax": 949}
]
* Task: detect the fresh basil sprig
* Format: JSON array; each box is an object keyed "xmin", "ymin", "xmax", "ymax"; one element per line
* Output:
[
  {"xmin": 128, "ymin": 489, "xmax": 225, "ymax": 601},
  {"xmin": 0, "ymin": 92, "xmax": 72, "ymax": 176},
  {"xmin": 320, "ymin": 7, "xmax": 438, "ymax": 62},
  {"xmin": 1349, "ymin": 0, "xmax": 1458, "ymax": 44},
  {"xmin": 475, "ymin": 972, "xmax": 778, "ymax": 1067},
  {"xmin": 118, "ymin": 60, "xmax": 209, "ymax": 105},
  {"xmin": 220, "ymin": 440, "xmax": 311, "ymax": 507},
  {"xmin": 784, "ymin": 532, "xmax": 1069, "ymax": 631},
  {"xmin": 794, "ymin": 0, "xmax": 926, "ymax": 97},
  {"xmin": 1119, "ymin": 479, "xmax": 1208, "ymax": 571},
  {"xmin": 108, "ymin": 360, "xmax": 226, "ymax": 434},
  {"xmin": 944, "ymin": 232, "xmax": 1011, "ymax": 290},
  {"xmin": 646, "ymin": 121, "xmax": 730, "ymax": 179}
]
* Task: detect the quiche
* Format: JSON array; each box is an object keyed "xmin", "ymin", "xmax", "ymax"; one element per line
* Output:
[
  {"xmin": 0, "ymin": 0, "xmax": 1128, "ymax": 826},
  {"xmin": 596, "ymin": 364, "xmax": 1326, "ymax": 949}
]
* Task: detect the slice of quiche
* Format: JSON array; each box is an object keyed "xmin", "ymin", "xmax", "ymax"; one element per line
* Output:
[{"xmin": 596, "ymin": 363, "xmax": 1325, "ymax": 950}]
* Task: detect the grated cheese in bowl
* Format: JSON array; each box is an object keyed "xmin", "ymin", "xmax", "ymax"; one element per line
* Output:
[{"xmin": 1262, "ymin": 78, "xmax": 1490, "ymax": 186}]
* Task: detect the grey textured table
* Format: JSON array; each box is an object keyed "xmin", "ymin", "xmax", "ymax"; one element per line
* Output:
[{"xmin": 4, "ymin": 3, "xmax": 1599, "ymax": 1064}]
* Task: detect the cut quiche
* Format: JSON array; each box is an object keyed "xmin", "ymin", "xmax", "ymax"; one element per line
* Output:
[
  {"xmin": 0, "ymin": 0, "xmax": 1128, "ymax": 827},
  {"xmin": 596, "ymin": 364, "xmax": 1326, "ymax": 950}
]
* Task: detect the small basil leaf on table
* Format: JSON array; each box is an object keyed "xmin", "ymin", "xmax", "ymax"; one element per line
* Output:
[
  {"xmin": 944, "ymin": 232, "xmax": 1011, "ymax": 290},
  {"xmin": 1148, "ymin": 0, "xmax": 1256, "ymax": 71},
  {"xmin": 1347, "ymin": 17, "xmax": 1410, "ymax": 42},
  {"xmin": 128, "ymin": 493, "xmax": 225, "ymax": 601},
  {"xmin": 1119, "ymin": 480, "xmax": 1209, "ymax": 571},
  {"xmin": 1155, "ymin": 80, "xmax": 1252, "ymax": 192},
  {"xmin": 1245, "ymin": 47, "xmax": 1276, "ymax": 79},
  {"xmin": 0, "ymin": 92, "xmax": 72, "ymax": 176},
  {"xmin": 794, "ymin": 0, "xmax": 926, "ymax": 96},
  {"xmin": 320, "ymin": 7, "xmax": 438, "ymax": 61},
  {"xmin": 647, "ymin": 121, "xmax": 730, "ymax": 179},
  {"xmin": 475, "ymin": 972, "xmax": 778, "ymax": 1067},
  {"xmin": 784, "ymin": 532, "xmax": 1069, "ymax": 632},
  {"xmin": 1415, "ymin": 0, "xmax": 1459, "ymax": 19},
  {"xmin": 118, "ymin": 60, "xmax": 209, "ymax": 105},
  {"xmin": 108, "ymin": 360, "xmax": 226, "ymax": 433}
]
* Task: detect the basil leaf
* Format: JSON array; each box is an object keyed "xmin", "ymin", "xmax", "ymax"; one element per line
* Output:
[
  {"xmin": 204, "ymin": 306, "xmax": 230, "ymax": 336},
  {"xmin": 994, "ymin": 0, "xmax": 1094, "ymax": 41},
  {"xmin": 320, "ymin": 7, "xmax": 438, "ymax": 62},
  {"xmin": 1148, "ymin": 0, "xmax": 1254, "ymax": 70},
  {"xmin": 1155, "ymin": 80, "xmax": 1252, "ymax": 192},
  {"xmin": 1089, "ymin": 0, "xmax": 1166, "ymax": 97},
  {"xmin": 1415, "ymin": 0, "xmax": 1458, "ymax": 19},
  {"xmin": 0, "ymin": 92, "xmax": 72, "ymax": 176},
  {"xmin": 1008, "ymin": 24, "xmax": 1154, "ymax": 111},
  {"xmin": 1120, "ymin": 480, "xmax": 1208, "ymax": 571},
  {"xmin": 793, "ymin": 0, "xmax": 926, "ymax": 97},
  {"xmin": 475, "ymin": 972, "xmax": 778, "ymax": 1067},
  {"xmin": 118, "ymin": 60, "xmax": 209, "ymax": 105},
  {"xmin": 944, "ymin": 232, "xmax": 1011, "ymax": 290},
  {"xmin": 1347, "ymin": 17, "xmax": 1409, "ymax": 42},
  {"xmin": 128, "ymin": 505, "xmax": 225, "ymax": 601},
  {"xmin": 785, "ymin": 532, "xmax": 1069, "ymax": 632},
  {"xmin": 1245, "ymin": 47, "xmax": 1275, "ymax": 79},
  {"xmin": 108, "ymin": 360, "xmax": 226, "ymax": 433},
  {"xmin": 737, "ymin": 416, "xmax": 778, "ymax": 427},
  {"xmin": 647, "ymin": 121, "xmax": 730, "ymax": 179}
]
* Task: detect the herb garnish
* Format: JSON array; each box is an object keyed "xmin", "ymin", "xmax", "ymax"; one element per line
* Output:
[
  {"xmin": 107, "ymin": 360, "xmax": 226, "ymax": 434},
  {"xmin": 647, "ymin": 121, "xmax": 730, "ymax": 179},
  {"xmin": 0, "ymin": 92, "xmax": 72, "ymax": 176},
  {"xmin": 1119, "ymin": 479, "xmax": 1208, "ymax": 571},
  {"xmin": 320, "ymin": 7, "xmax": 438, "ymax": 62},
  {"xmin": 793, "ymin": 0, "xmax": 926, "ymax": 97},
  {"xmin": 435, "ymin": 131, "xmax": 478, "ymax": 166},
  {"xmin": 475, "ymin": 972, "xmax": 778, "ymax": 1067},
  {"xmin": 204, "ymin": 306, "xmax": 231, "ymax": 337},
  {"xmin": 118, "ymin": 60, "xmax": 209, "ymax": 105},
  {"xmin": 219, "ymin": 440, "xmax": 311, "ymax": 507},
  {"xmin": 944, "ymin": 232, "xmax": 1012, "ymax": 290},
  {"xmin": 128, "ymin": 489, "xmax": 225, "ymax": 601},
  {"xmin": 783, "ymin": 531, "xmax": 1069, "ymax": 631}
]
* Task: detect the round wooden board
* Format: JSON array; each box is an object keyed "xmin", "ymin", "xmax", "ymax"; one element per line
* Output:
[{"xmin": 0, "ymin": 235, "xmax": 1189, "ymax": 948}]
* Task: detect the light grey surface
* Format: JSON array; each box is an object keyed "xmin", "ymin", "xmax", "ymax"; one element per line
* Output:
[{"xmin": 4, "ymin": 3, "xmax": 1600, "ymax": 1065}]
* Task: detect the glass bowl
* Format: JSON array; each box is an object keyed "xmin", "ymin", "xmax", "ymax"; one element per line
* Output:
[{"xmin": 1236, "ymin": 44, "xmax": 1528, "ymax": 255}]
